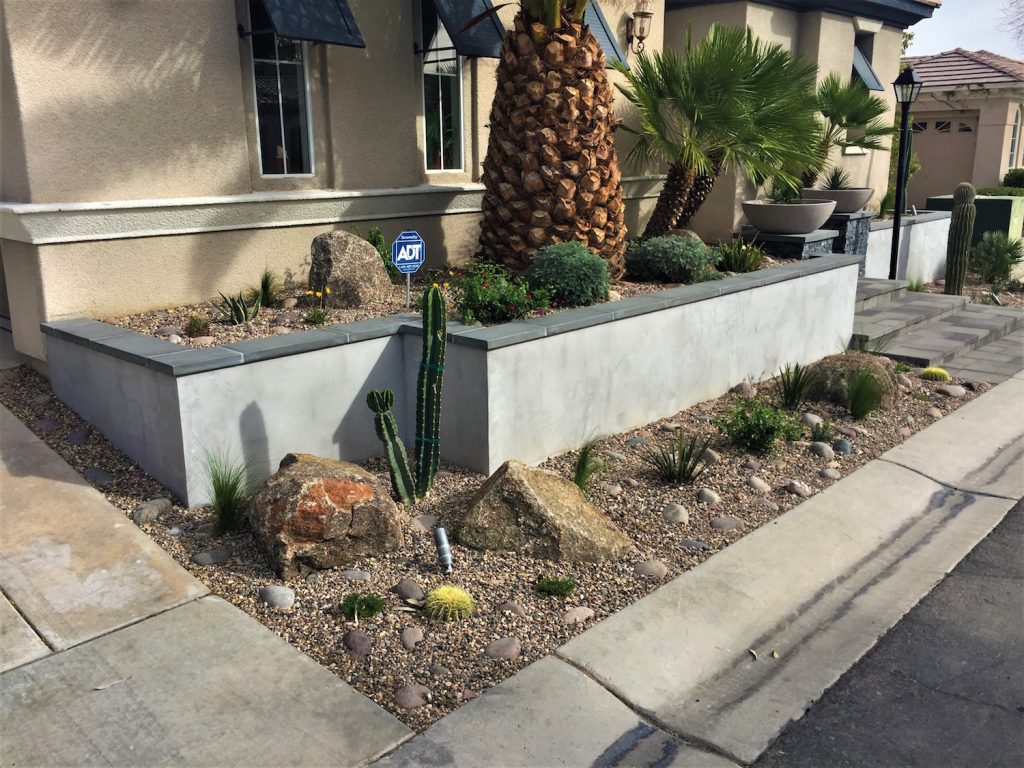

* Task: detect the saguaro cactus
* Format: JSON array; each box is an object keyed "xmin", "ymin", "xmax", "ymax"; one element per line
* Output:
[
  {"xmin": 366, "ymin": 286, "xmax": 447, "ymax": 503},
  {"xmin": 944, "ymin": 182, "xmax": 976, "ymax": 296},
  {"xmin": 414, "ymin": 286, "xmax": 446, "ymax": 499}
]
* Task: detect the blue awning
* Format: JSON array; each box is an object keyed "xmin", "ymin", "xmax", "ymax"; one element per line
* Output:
[
  {"xmin": 853, "ymin": 47, "xmax": 884, "ymax": 91},
  {"xmin": 259, "ymin": 0, "xmax": 365, "ymax": 48},
  {"xmin": 434, "ymin": 0, "xmax": 505, "ymax": 59},
  {"xmin": 584, "ymin": 2, "xmax": 628, "ymax": 69}
]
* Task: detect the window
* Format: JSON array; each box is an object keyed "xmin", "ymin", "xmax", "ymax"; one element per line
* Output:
[
  {"xmin": 421, "ymin": 0, "xmax": 463, "ymax": 171},
  {"xmin": 248, "ymin": 0, "xmax": 313, "ymax": 175},
  {"xmin": 1010, "ymin": 108, "xmax": 1022, "ymax": 168},
  {"xmin": 852, "ymin": 37, "xmax": 883, "ymax": 91},
  {"xmin": 912, "ymin": 121, "xmax": 927, "ymax": 133},
  {"xmin": 935, "ymin": 120, "xmax": 951, "ymax": 134},
  {"xmin": 958, "ymin": 122, "xmax": 974, "ymax": 133}
]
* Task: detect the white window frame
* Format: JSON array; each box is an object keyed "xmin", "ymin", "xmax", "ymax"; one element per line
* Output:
[
  {"xmin": 1009, "ymin": 107, "xmax": 1022, "ymax": 169},
  {"xmin": 247, "ymin": 1, "xmax": 316, "ymax": 178},
  {"xmin": 419, "ymin": 1, "xmax": 465, "ymax": 174}
]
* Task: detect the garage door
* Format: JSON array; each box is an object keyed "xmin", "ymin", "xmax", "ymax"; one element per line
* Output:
[{"xmin": 906, "ymin": 112, "xmax": 979, "ymax": 209}]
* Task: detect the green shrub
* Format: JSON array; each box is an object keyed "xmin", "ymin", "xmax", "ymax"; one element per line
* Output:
[
  {"xmin": 894, "ymin": 361, "xmax": 912, "ymax": 374},
  {"xmin": 424, "ymin": 586, "xmax": 475, "ymax": 621},
  {"xmin": 572, "ymin": 437, "xmax": 602, "ymax": 496},
  {"xmin": 248, "ymin": 269, "xmax": 281, "ymax": 308},
  {"xmin": 367, "ymin": 226, "xmax": 401, "ymax": 282},
  {"xmin": 716, "ymin": 398, "xmax": 803, "ymax": 454},
  {"xmin": 536, "ymin": 576, "xmax": 575, "ymax": 597},
  {"xmin": 976, "ymin": 187, "xmax": 1024, "ymax": 197},
  {"xmin": 906, "ymin": 279, "xmax": 926, "ymax": 292},
  {"xmin": 526, "ymin": 242, "xmax": 609, "ymax": 308},
  {"xmin": 184, "ymin": 314, "xmax": 210, "ymax": 338},
  {"xmin": 305, "ymin": 307, "xmax": 329, "ymax": 325},
  {"xmin": 452, "ymin": 262, "xmax": 549, "ymax": 325},
  {"xmin": 639, "ymin": 430, "xmax": 711, "ymax": 485},
  {"xmin": 822, "ymin": 167, "xmax": 853, "ymax": 190},
  {"xmin": 971, "ymin": 231, "xmax": 1024, "ymax": 286},
  {"xmin": 810, "ymin": 420, "xmax": 836, "ymax": 443},
  {"xmin": 339, "ymin": 593, "xmax": 385, "ymax": 620},
  {"xmin": 714, "ymin": 238, "xmax": 766, "ymax": 273},
  {"xmin": 776, "ymin": 362, "xmax": 815, "ymax": 411},
  {"xmin": 1002, "ymin": 167, "xmax": 1024, "ymax": 187},
  {"xmin": 847, "ymin": 368, "xmax": 884, "ymax": 420},
  {"xmin": 203, "ymin": 450, "xmax": 252, "ymax": 535},
  {"xmin": 625, "ymin": 237, "xmax": 721, "ymax": 284}
]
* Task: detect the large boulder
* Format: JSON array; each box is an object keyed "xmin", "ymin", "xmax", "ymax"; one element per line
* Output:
[
  {"xmin": 810, "ymin": 352, "xmax": 899, "ymax": 410},
  {"xmin": 309, "ymin": 231, "xmax": 392, "ymax": 308},
  {"xmin": 249, "ymin": 453, "xmax": 404, "ymax": 580},
  {"xmin": 455, "ymin": 460, "xmax": 636, "ymax": 563}
]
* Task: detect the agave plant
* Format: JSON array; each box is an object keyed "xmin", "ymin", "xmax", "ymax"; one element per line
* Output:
[
  {"xmin": 614, "ymin": 25, "xmax": 820, "ymax": 237},
  {"xmin": 466, "ymin": 1, "xmax": 630, "ymax": 277},
  {"xmin": 215, "ymin": 291, "xmax": 261, "ymax": 324}
]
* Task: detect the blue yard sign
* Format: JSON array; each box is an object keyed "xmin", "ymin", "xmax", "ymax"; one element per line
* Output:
[{"xmin": 391, "ymin": 231, "xmax": 426, "ymax": 275}]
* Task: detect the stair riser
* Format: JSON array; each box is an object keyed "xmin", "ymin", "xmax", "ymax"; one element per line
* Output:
[
  {"xmin": 886, "ymin": 315, "xmax": 1024, "ymax": 367},
  {"xmin": 851, "ymin": 301, "xmax": 966, "ymax": 348},
  {"xmin": 853, "ymin": 287, "xmax": 908, "ymax": 313}
]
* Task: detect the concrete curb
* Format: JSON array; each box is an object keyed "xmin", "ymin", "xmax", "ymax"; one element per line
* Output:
[{"xmin": 377, "ymin": 372, "xmax": 1024, "ymax": 767}]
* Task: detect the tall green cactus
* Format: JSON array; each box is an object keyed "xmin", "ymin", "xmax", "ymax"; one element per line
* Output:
[
  {"xmin": 365, "ymin": 286, "xmax": 447, "ymax": 503},
  {"xmin": 414, "ymin": 286, "xmax": 446, "ymax": 499},
  {"xmin": 366, "ymin": 389, "xmax": 416, "ymax": 505},
  {"xmin": 944, "ymin": 182, "xmax": 976, "ymax": 296}
]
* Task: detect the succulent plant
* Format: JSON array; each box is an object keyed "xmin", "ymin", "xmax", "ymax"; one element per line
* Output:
[
  {"xmin": 424, "ymin": 585, "xmax": 475, "ymax": 621},
  {"xmin": 921, "ymin": 367, "xmax": 951, "ymax": 382},
  {"xmin": 944, "ymin": 182, "xmax": 976, "ymax": 296}
]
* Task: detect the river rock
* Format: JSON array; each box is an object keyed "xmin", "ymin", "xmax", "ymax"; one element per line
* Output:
[
  {"xmin": 562, "ymin": 606, "xmax": 595, "ymax": 625},
  {"xmin": 662, "ymin": 503, "xmax": 689, "ymax": 524},
  {"xmin": 801, "ymin": 413, "xmax": 823, "ymax": 428},
  {"xmin": 730, "ymin": 381, "xmax": 757, "ymax": 398},
  {"xmin": 132, "ymin": 498, "xmax": 172, "ymax": 525},
  {"xmin": 697, "ymin": 488, "xmax": 720, "ymax": 504},
  {"xmin": 33, "ymin": 417, "xmax": 61, "ymax": 434},
  {"xmin": 809, "ymin": 442, "xmax": 835, "ymax": 460},
  {"xmin": 832, "ymin": 438, "xmax": 852, "ymax": 455},
  {"xmin": 258, "ymin": 585, "xmax": 295, "ymax": 610},
  {"xmin": 927, "ymin": 407, "xmax": 943, "ymax": 418},
  {"xmin": 747, "ymin": 476, "xmax": 770, "ymax": 493},
  {"xmin": 308, "ymin": 231, "xmax": 392, "ymax": 308},
  {"xmin": 634, "ymin": 559, "xmax": 668, "ymax": 578},
  {"xmin": 410, "ymin": 515, "xmax": 436, "ymax": 533},
  {"xmin": 391, "ymin": 579, "xmax": 425, "ymax": 601},
  {"xmin": 820, "ymin": 468, "xmax": 842, "ymax": 481},
  {"xmin": 484, "ymin": 637, "xmax": 521, "ymax": 660},
  {"xmin": 496, "ymin": 601, "xmax": 527, "ymax": 619},
  {"xmin": 455, "ymin": 460, "xmax": 635, "ymax": 563},
  {"xmin": 810, "ymin": 352, "xmax": 898, "ymax": 410},
  {"xmin": 248, "ymin": 453, "xmax": 403, "ymax": 580},
  {"xmin": 937, "ymin": 384, "xmax": 967, "ymax": 399},
  {"xmin": 66, "ymin": 427, "xmax": 92, "ymax": 445},
  {"xmin": 191, "ymin": 548, "xmax": 230, "ymax": 566},
  {"xmin": 400, "ymin": 627, "xmax": 424, "ymax": 651},
  {"xmin": 340, "ymin": 569, "xmax": 371, "ymax": 581},
  {"xmin": 742, "ymin": 459, "xmax": 763, "ymax": 471},
  {"xmin": 395, "ymin": 684, "xmax": 431, "ymax": 709},
  {"xmin": 343, "ymin": 629, "xmax": 372, "ymax": 659},
  {"xmin": 786, "ymin": 480, "xmax": 813, "ymax": 498},
  {"xmin": 755, "ymin": 497, "xmax": 780, "ymax": 511},
  {"xmin": 710, "ymin": 515, "xmax": 744, "ymax": 531},
  {"xmin": 702, "ymin": 448, "xmax": 721, "ymax": 465}
]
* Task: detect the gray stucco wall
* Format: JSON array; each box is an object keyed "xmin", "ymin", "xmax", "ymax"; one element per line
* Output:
[{"xmin": 865, "ymin": 212, "xmax": 952, "ymax": 282}]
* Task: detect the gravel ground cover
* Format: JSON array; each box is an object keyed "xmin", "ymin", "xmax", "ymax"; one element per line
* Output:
[
  {"xmin": 921, "ymin": 276, "xmax": 1024, "ymax": 309},
  {"xmin": 0, "ymin": 359, "xmax": 982, "ymax": 731}
]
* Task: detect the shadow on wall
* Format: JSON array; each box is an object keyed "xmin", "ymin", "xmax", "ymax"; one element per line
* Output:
[{"xmin": 1, "ymin": 3, "xmax": 29, "ymax": 201}]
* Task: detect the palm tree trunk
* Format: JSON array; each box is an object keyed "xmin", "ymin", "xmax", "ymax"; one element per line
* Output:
[
  {"xmin": 677, "ymin": 157, "xmax": 723, "ymax": 229},
  {"xmin": 643, "ymin": 163, "xmax": 696, "ymax": 238}
]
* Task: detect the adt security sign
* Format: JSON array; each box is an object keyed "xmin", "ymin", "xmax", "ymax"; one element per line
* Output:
[{"xmin": 391, "ymin": 231, "xmax": 426, "ymax": 275}]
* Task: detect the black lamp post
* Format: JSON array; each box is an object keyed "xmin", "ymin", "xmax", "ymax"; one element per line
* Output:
[{"xmin": 889, "ymin": 67, "xmax": 924, "ymax": 280}]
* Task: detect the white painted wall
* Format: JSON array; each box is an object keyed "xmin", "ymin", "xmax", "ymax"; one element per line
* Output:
[{"xmin": 865, "ymin": 214, "xmax": 952, "ymax": 282}]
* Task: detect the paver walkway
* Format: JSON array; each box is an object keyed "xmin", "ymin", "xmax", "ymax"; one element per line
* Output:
[{"xmin": 945, "ymin": 327, "xmax": 1024, "ymax": 383}]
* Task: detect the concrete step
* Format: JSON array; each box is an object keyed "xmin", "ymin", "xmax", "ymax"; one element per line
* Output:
[
  {"xmin": 854, "ymin": 278, "xmax": 908, "ymax": 312},
  {"xmin": 944, "ymin": 328, "xmax": 1024, "ymax": 384},
  {"xmin": 852, "ymin": 292, "xmax": 967, "ymax": 349},
  {"xmin": 883, "ymin": 304, "xmax": 1024, "ymax": 367}
]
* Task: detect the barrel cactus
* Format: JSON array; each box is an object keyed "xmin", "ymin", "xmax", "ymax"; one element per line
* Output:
[{"xmin": 943, "ymin": 182, "xmax": 976, "ymax": 296}]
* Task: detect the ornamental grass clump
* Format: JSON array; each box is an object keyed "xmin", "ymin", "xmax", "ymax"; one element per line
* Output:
[
  {"xmin": 716, "ymin": 398, "xmax": 803, "ymax": 454},
  {"xmin": 526, "ymin": 242, "xmax": 609, "ymax": 308},
  {"xmin": 572, "ymin": 437, "xmax": 603, "ymax": 496},
  {"xmin": 847, "ymin": 368, "xmax": 884, "ymax": 420},
  {"xmin": 775, "ymin": 362, "xmax": 815, "ymax": 411},
  {"xmin": 536, "ymin": 576, "xmax": 575, "ymax": 598},
  {"xmin": 203, "ymin": 449, "xmax": 253, "ymax": 535},
  {"xmin": 714, "ymin": 238, "xmax": 766, "ymax": 273},
  {"xmin": 921, "ymin": 366, "xmax": 951, "ymax": 382},
  {"xmin": 184, "ymin": 314, "xmax": 210, "ymax": 338},
  {"xmin": 339, "ymin": 593, "xmax": 385, "ymax": 621},
  {"xmin": 810, "ymin": 420, "xmax": 836, "ymax": 444},
  {"xmin": 640, "ymin": 430, "xmax": 711, "ymax": 485},
  {"xmin": 424, "ymin": 586, "xmax": 475, "ymax": 622}
]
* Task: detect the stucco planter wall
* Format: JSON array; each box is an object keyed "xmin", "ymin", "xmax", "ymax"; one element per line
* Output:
[
  {"xmin": 741, "ymin": 200, "xmax": 837, "ymax": 235},
  {"xmin": 864, "ymin": 211, "xmax": 952, "ymax": 282},
  {"xmin": 42, "ymin": 255, "xmax": 860, "ymax": 505}
]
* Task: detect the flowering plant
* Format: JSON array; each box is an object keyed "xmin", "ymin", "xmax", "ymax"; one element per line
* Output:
[{"xmin": 450, "ymin": 263, "xmax": 549, "ymax": 325}]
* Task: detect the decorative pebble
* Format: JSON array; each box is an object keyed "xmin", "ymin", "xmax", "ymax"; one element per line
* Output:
[
  {"xmin": 838, "ymin": 427, "xmax": 858, "ymax": 438},
  {"xmin": 343, "ymin": 629, "xmax": 372, "ymax": 659},
  {"xmin": 496, "ymin": 601, "xmax": 527, "ymax": 619},
  {"xmin": 710, "ymin": 515, "xmax": 744, "ymax": 531},
  {"xmin": 697, "ymin": 488, "xmax": 720, "ymax": 504},
  {"xmin": 832, "ymin": 439, "xmax": 852, "ymax": 455},
  {"xmin": 391, "ymin": 579, "xmax": 425, "ymax": 601},
  {"xmin": 682, "ymin": 539, "xmax": 709, "ymax": 550},
  {"xmin": 801, "ymin": 413, "xmax": 823, "ymax": 428},
  {"xmin": 662, "ymin": 503, "xmax": 689, "ymax": 524},
  {"xmin": 258, "ymin": 585, "xmax": 295, "ymax": 610},
  {"xmin": 747, "ymin": 476, "xmax": 770, "ymax": 493},
  {"xmin": 604, "ymin": 484, "xmax": 624, "ymax": 497},
  {"xmin": 731, "ymin": 381, "xmax": 756, "ymax": 398},
  {"xmin": 166, "ymin": 334, "xmax": 183, "ymax": 344},
  {"xmin": 83, "ymin": 467, "xmax": 113, "ymax": 486},
  {"xmin": 484, "ymin": 637, "xmax": 522, "ymax": 660},
  {"xmin": 926, "ymin": 407, "xmax": 943, "ymax": 418},
  {"xmin": 305, "ymin": 572, "xmax": 320, "ymax": 584},
  {"xmin": 411, "ymin": 515, "xmax": 436, "ymax": 533},
  {"xmin": 429, "ymin": 663, "xmax": 450, "ymax": 678},
  {"xmin": 281, "ymin": 297, "xmax": 299, "ymax": 309},
  {"xmin": 604, "ymin": 451, "xmax": 628, "ymax": 462},
  {"xmin": 809, "ymin": 442, "xmax": 835, "ymax": 460},
  {"xmin": 272, "ymin": 326, "xmax": 291, "ymax": 335},
  {"xmin": 904, "ymin": 414, "xmax": 916, "ymax": 424},
  {"xmin": 607, "ymin": 290, "xmax": 622, "ymax": 301},
  {"xmin": 67, "ymin": 427, "xmax": 92, "ymax": 445},
  {"xmin": 819, "ymin": 468, "xmax": 842, "ymax": 481},
  {"xmin": 191, "ymin": 336, "xmax": 216, "ymax": 347},
  {"xmin": 896, "ymin": 374, "xmax": 914, "ymax": 388},
  {"xmin": 702, "ymin": 448, "xmax": 721, "ymax": 465},
  {"xmin": 634, "ymin": 559, "xmax": 668, "ymax": 578},
  {"xmin": 624, "ymin": 478, "xmax": 640, "ymax": 488},
  {"xmin": 937, "ymin": 384, "xmax": 966, "ymax": 399},
  {"xmin": 461, "ymin": 689, "xmax": 479, "ymax": 701},
  {"xmin": 899, "ymin": 426, "xmax": 913, "ymax": 438},
  {"xmin": 33, "ymin": 417, "xmax": 62, "ymax": 433},
  {"xmin": 395, "ymin": 684, "xmax": 431, "ymax": 709},
  {"xmin": 742, "ymin": 459, "xmax": 763, "ymax": 471},
  {"xmin": 785, "ymin": 480, "xmax": 812, "ymax": 498},
  {"xmin": 963, "ymin": 381, "xmax": 978, "ymax": 392},
  {"xmin": 401, "ymin": 627, "xmax": 424, "ymax": 651},
  {"xmin": 755, "ymin": 497, "xmax": 780, "ymax": 511},
  {"xmin": 191, "ymin": 548, "xmax": 230, "ymax": 566},
  {"xmin": 626, "ymin": 437, "xmax": 650, "ymax": 448},
  {"xmin": 661, "ymin": 422, "xmax": 680, "ymax": 432},
  {"xmin": 561, "ymin": 606, "xmax": 595, "ymax": 625},
  {"xmin": 168, "ymin": 527, "xmax": 182, "ymax": 537},
  {"xmin": 340, "ymin": 569, "xmax": 371, "ymax": 581},
  {"xmin": 131, "ymin": 498, "xmax": 172, "ymax": 525},
  {"xmin": 154, "ymin": 325, "xmax": 181, "ymax": 337}
]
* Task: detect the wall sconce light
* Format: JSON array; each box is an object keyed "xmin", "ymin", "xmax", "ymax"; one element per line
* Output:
[{"xmin": 626, "ymin": 0, "xmax": 654, "ymax": 54}]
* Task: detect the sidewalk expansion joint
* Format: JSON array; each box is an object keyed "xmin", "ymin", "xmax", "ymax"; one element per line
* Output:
[
  {"xmin": 0, "ymin": 582, "xmax": 55, "ymax": 654},
  {"xmin": 552, "ymin": 652, "xmax": 746, "ymax": 766},
  {"xmin": 878, "ymin": 456, "xmax": 1021, "ymax": 502}
]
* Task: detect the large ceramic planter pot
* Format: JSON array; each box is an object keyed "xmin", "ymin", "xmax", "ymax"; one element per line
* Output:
[
  {"xmin": 741, "ymin": 199, "xmax": 837, "ymax": 235},
  {"xmin": 800, "ymin": 187, "xmax": 873, "ymax": 214}
]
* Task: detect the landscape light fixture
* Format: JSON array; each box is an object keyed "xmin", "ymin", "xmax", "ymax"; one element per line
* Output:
[
  {"xmin": 626, "ymin": 0, "xmax": 654, "ymax": 54},
  {"xmin": 889, "ymin": 67, "xmax": 923, "ymax": 280}
]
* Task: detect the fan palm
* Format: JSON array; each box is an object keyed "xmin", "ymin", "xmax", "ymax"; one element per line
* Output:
[
  {"xmin": 614, "ymin": 25, "xmax": 821, "ymax": 237},
  {"xmin": 471, "ymin": 1, "xmax": 630, "ymax": 277}
]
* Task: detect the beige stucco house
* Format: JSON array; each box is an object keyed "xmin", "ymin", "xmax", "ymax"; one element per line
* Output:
[
  {"xmin": 0, "ymin": 0, "xmax": 938, "ymax": 365},
  {"xmin": 902, "ymin": 48, "xmax": 1024, "ymax": 208}
]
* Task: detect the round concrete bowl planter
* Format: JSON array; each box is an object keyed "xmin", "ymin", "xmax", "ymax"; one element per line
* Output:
[
  {"xmin": 800, "ymin": 187, "xmax": 873, "ymax": 214},
  {"xmin": 741, "ymin": 199, "xmax": 837, "ymax": 235}
]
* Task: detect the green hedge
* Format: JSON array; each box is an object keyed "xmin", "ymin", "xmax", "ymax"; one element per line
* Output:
[{"xmin": 977, "ymin": 187, "xmax": 1024, "ymax": 197}]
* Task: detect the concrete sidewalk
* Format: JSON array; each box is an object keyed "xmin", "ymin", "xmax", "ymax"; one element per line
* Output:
[{"xmin": 0, "ymin": 405, "xmax": 412, "ymax": 766}]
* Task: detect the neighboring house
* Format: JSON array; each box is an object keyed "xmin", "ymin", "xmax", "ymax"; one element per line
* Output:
[
  {"xmin": 902, "ymin": 48, "xmax": 1024, "ymax": 208},
  {"xmin": 0, "ymin": 0, "xmax": 937, "ymax": 364}
]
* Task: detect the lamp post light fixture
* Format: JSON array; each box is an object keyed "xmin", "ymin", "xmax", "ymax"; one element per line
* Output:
[
  {"xmin": 889, "ymin": 66, "xmax": 924, "ymax": 280},
  {"xmin": 626, "ymin": 0, "xmax": 654, "ymax": 54}
]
